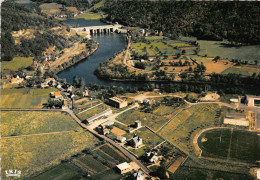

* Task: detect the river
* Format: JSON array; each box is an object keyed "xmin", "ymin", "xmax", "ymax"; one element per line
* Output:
[{"xmin": 58, "ymin": 19, "xmax": 148, "ymax": 88}]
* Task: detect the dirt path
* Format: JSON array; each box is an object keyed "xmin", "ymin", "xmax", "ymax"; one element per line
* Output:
[{"xmin": 1, "ymin": 130, "xmax": 76, "ymax": 139}]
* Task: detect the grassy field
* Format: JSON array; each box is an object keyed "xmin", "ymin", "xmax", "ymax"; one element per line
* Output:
[
  {"xmin": 76, "ymin": 104, "xmax": 108, "ymax": 120},
  {"xmin": 222, "ymin": 65, "xmax": 260, "ymax": 76},
  {"xmin": 89, "ymin": 169, "xmax": 122, "ymax": 180},
  {"xmin": 98, "ymin": 144, "xmax": 129, "ymax": 163},
  {"xmin": 116, "ymin": 109, "xmax": 169, "ymax": 131},
  {"xmin": 1, "ymin": 57, "xmax": 33, "ymax": 71},
  {"xmin": 31, "ymin": 163, "xmax": 82, "ymax": 180},
  {"xmin": 198, "ymin": 40, "xmax": 260, "ymax": 63},
  {"xmin": 39, "ymin": 3, "xmax": 62, "ymax": 9},
  {"xmin": 152, "ymin": 105, "xmax": 175, "ymax": 116},
  {"xmin": 75, "ymin": 13, "xmax": 103, "ymax": 20},
  {"xmin": 0, "ymin": 88, "xmax": 57, "ymax": 108},
  {"xmin": 158, "ymin": 104, "xmax": 220, "ymax": 154},
  {"xmin": 125, "ymin": 127, "xmax": 164, "ymax": 157},
  {"xmin": 1, "ymin": 130, "xmax": 99, "ymax": 178},
  {"xmin": 199, "ymin": 129, "xmax": 260, "ymax": 163},
  {"xmin": 73, "ymin": 154, "xmax": 109, "ymax": 174},
  {"xmin": 171, "ymin": 166, "xmax": 253, "ymax": 180},
  {"xmin": 1, "ymin": 111, "xmax": 81, "ymax": 137}
]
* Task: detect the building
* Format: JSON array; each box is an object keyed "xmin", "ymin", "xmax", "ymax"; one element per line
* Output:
[
  {"xmin": 135, "ymin": 121, "xmax": 142, "ymax": 129},
  {"xmin": 86, "ymin": 108, "xmax": 112, "ymax": 124},
  {"xmin": 143, "ymin": 99, "xmax": 150, "ymax": 105},
  {"xmin": 102, "ymin": 128, "xmax": 110, "ymax": 135},
  {"xmin": 132, "ymin": 170, "xmax": 144, "ymax": 180},
  {"xmin": 50, "ymin": 91, "xmax": 62, "ymax": 99},
  {"xmin": 146, "ymin": 151, "xmax": 159, "ymax": 163},
  {"xmin": 100, "ymin": 120, "xmax": 114, "ymax": 129},
  {"xmin": 245, "ymin": 95, "xmax": 260, "ymax": 107},
  {"xmin": 116, "ymin": 162, "xmax": 131, "ymax": 174},
  {"xmin": 41, "ymin": 78, "xmax": 56, "ymax": 88},
  {"xmin": 10, "ymin": 75, "xmax": 24, "ymax": 84},
  {"xmin": 109, "ymin": 97, "xmax": 128, "ymax": 108},
  {"xmin": 130, "ymin": 135, "xmax": 143, "ymax": 148},
  {"xmin": 117, "ymin": 136, "xmax": 126, "ymax": 143}
]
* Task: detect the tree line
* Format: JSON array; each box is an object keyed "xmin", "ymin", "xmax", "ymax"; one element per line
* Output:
[{"xmin": 104, "ymin": 1, "xmax": 260, "ymax": 45}]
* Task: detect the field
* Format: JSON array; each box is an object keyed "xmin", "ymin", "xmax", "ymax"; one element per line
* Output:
[
  {"xmin": 152, "ymin": 105, "xmax": 175, "ymax": 116},
  {"xmin": 158, "ymin": 104, "xmax": 221, "ymax": 154},
  {"xmin": 1, "ymin": 57, "xmax": 33, "ymax": 71},
  {"xmin": 31, "ymin": 163, "xmax": 82, "ymax": 180},
  {"xmin": 125, "ymin": 127, "xmax": 164, "ymax": 157},
  {"xmin": 222, "ymin": 65, "xmax": 260, "ymax": 76},
  {"xmin": 111, "ymin": 126, "xmax": 127, "ymax": 136},
  {"xmin": 1, "ymin": 111, "xmax": 81, "ymax": 137},
  {"xmin": 198, "ymin": 129, "xmax": 260, "ymax": 163},
  {"xmin": 76, "ymin": 103, "xmax": 108, "ymax": 120},
  {"xmin": 116, "ymin": 109, "xmax": 169, "ymax": 131},
  {"xmin": 171, "ymin": 166, "xmax": 253, "ymax": 180},
  {"xmin": 0, "ymin": 88, "xmax": 57, "ymax": 108},
  {"xmin": 204, "ymin": 60, "xmax": 234, "ymax": 74},
  {"xmin": 73, "ymin": 154, "xmax": 109, "ymax": 174},
  {"xmin": 198, "ymin": 40, "xmax": 260, "ymax": 63},
  {"xmin": 39, "ymin": 3, "xmax": 62, "ymax": 9},
  {"xmin": 75, "ymin": 12, "xmax": 103, "ymax": 20},
  {"xmin": 1, "ymin": 130, "xmax": 99, "ymax": 178},
  {"xmin": 98, "ymin": 143, "xmax": 129, "ymax": 163}
]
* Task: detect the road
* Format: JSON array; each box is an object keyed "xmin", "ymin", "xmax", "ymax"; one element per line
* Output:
[
  {"xmin": 0, "ymin": 108, "xmax": 62, "ymax": 111},
  {"xmin": 65, "ymin": 108, "xmax": 151, "ymax": 175}
]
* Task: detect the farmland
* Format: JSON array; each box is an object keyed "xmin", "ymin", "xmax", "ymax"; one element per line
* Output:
[
  {"xmin": 76, "ymin": 103, "xmax": 109, "ymax": 120},
  {"xmin": 116, "ymin": 109, "xmax": 169, "ymax": 131},
  {"xmin": 0, "ymin": 88, "xmax": 57, "ymax": 108},
  {"xmin": 31, "ymin": 163, "xmax": 82, "ymax": 180},
  {"xmin": 1, "ymin": 111, "xmax": 81, "ymax": 137},
  {"xmin": 1, "ymin": 130, "xmax": 99, "ymax": 178},
  {"xmin": 198, "ymin": 129, "xmax": 260, "ymax": 163},
  {"xmin": 75, "ymin": 12, "xmax": 103, "ymax": 20},
  {"xmin": 158, "ymin": 104, "xmax": 221, "ymax": 154},
  {"xmin": 1, "ymin": 57, "xmax": 33, "ymax": 71},
  {"xmin": 198, "ymin": 40, "xmax": 260, "ymax": 63},
  {"xmin": 222, "ymin": 65, "xmax": 260, "ymax": 76}
]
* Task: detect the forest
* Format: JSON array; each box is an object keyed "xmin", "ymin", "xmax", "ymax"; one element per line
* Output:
[
  {"xmin": 104, "ymin": 1, "xmax": 260, "ymax": 45},
  {"xmin": 1, "ymin": 1, "xmax": 79, "ymax": 61}
]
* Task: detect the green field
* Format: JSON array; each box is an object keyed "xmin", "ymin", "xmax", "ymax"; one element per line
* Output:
[
  {"xmin": 0, "ymin": 88, "xmax": 57, "ymax": 108},
  {"xmin": 1, "ymin": 111, "xmax": 81, "ymax": 137},
  {"xmin": 99, "ymin": 144, "xmax": 129, "ymax": 163},
  {"xmin": 116, "ymin": 109, "xmax": 169, "ymax": 131},
  {"xmin": 199, "ymin": 129, "xmax": 260, "ymax": 163},
  {"xmin": 39, "ymin": 3, "xmax": 62, "ymax": 9},
  {"xmin": 1, "ymin": 57, "xmax": 33, "ymax": 71},
  {"xmin": 221, "ymin": 66, "xmax": 260, "ymax": 76},
  {"xmin": 75, "ymin": 13, "xmax": 103, "ymax": 20},
  {"xmin": 124, "ymin": 127, "xmax": 164, "ymax": 157},
  {"xmin": 89, "ymin": 169, "xmax": 122, "ymax": 180},
  {"xmin": 198, "ymin": 40, "xmax": 260, "ymax": 63},
  {"xmin": 171, "ymin": 166, "xmax": 253, "ymax": 180},
  {"xmin": 31, "ymin": 163, "xmax": 82, "ymax": 180},
  {"xmin": 158, "ymin": 104, "xmax": 221, "ymax": 154},
  {"xmin": 152, "ymin": 105, "xmax": 175, "ymax": 116},
  {"xmin": 76, "ymin": 104, "xmax": 108, "ymax": 120},
  {"xmin": 1, "ymin": 130, "xmax": 99, "ymax": 178}
]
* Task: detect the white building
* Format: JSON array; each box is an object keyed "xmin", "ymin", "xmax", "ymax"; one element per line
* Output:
[
  {"xmin": 117, "ymin": 136, "xmax": 126, "ymax": 143},
  {"xmin": 116, "ymin": 162, "xmax": 131, "ymax": 174}
]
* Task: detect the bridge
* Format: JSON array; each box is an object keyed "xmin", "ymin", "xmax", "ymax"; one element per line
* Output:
[{"xmin": 71, "ymin": 24, "xmax": 123, "ymax": 34}]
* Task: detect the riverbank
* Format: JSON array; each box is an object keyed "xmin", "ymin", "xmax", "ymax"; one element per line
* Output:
[{"xmin": 51, "ymin": 42, "xmax": 99, "ymax": 74}]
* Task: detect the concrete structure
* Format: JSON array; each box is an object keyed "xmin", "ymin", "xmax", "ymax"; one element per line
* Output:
[
  {"xmin": 133, "ymin": 170, "xmax": 144, "ymax": 180},
  {"xmin": 86, "ymin": 108, "xmax": 112, "ymax": 124},
  {"xmin": 100, "ymin": 120, "xmax": 114, "ymax": 129},
  {"xmin": 135, "ymin": 121, "xmax": 142, "ymax": 128},
  {"xmin": 117, "ymin": 136, "xmax": 126, "ymax": 143},
  {"xmin": 71, "ymin": 24, "xmax": 123, "ymax": 35},
  {"xmin": 50, "ymin": 91, "xmax": 62, "ymax": 99},
  {"xmin": 116, "ymin": 162, "xmax": 131, "ymax": 174},
  {"xmin": 130, "ymin": 135, "xmax": 143, "ymax": 148},
  {"xmin": 245, "ymin": 95, "xmax": 260, "ymax": 107},
  {"xmin": 109, "ymin": 97, "xmax": 128, "ymax": 108}
]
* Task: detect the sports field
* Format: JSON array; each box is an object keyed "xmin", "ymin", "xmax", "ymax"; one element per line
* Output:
[
  {"xmin": 0, "ymin": 88, "xmax": 57, "ymax": 108},
  {"xmin": 198, "ymin": 129, "xmax": 260, "ymax": 163}
]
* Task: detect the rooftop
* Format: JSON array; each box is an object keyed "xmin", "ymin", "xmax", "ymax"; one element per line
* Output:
[
  {"xmin": 109, "ymin": 97, "xmax": 126, "ymax": 103},
  {"xmin": 116, "ymin": 162, "xmax": 131, "ymax": 170},
  {"xmin": 54, "ymin": 91, "xmax": 61, "ymax": 96},
  {"xmin": 246, "ymin": 95, "xmax": 260, "ymax": 99}
]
